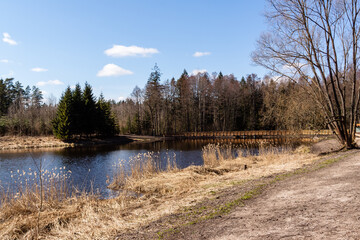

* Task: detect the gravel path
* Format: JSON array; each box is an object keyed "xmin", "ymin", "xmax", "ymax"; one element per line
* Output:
[{"xmin": 172, "ymin": 150, "xmax": 360, "ymax": 239}]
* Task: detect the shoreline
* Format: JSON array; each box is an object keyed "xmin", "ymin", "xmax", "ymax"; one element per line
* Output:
[
  {"xmin": 0, "ymin": 135, "xmax": 145, "ymax": 152},
  {"xmin": 0, "ymin": 133, "xmax": 335, "ymax": 152},
  {"xmin": 0, "ymin": 136, "xmax": 74, "ymax": 151}
]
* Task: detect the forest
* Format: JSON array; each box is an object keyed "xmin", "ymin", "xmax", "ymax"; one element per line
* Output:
[
  {"xmin": 0, "ymin": 65, "xmax": 326, "ymax": 137},
  {"xmin": 113, "ymin": 65, "xmax": 325, "ymax": 135},
  {"xmin": 0, "ymin": 78, "xmax": 55, "ymax": 135}
]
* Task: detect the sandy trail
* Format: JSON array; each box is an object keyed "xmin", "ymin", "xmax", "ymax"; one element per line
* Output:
[{"xmin": 171, "ymin": 150, "xmax": 360, "ymax": 239}]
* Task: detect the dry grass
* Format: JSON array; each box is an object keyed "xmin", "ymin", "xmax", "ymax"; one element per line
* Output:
[
  {"xmin": 109, "ymin": 151, "xmax": 178, "ymax": 192},
  {"xmin": 0, "ymin": 136, "xmax": 73, "ymax": 151},
  {"xmin": 202, "ymin": 144, "xmax": 235, "ymax": 167},
  {"xmin": 0, "ymin": 143, "xmax": 320, "ymax": 239}
]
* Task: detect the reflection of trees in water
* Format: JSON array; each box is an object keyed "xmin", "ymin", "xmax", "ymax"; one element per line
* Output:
[
  {"xmin": 0, "ymin": 138, "xmax": 309, "ymax": 162},
  {"xmin": 54, "ymin": 138, "xmax": 309, "ymax": 155}
]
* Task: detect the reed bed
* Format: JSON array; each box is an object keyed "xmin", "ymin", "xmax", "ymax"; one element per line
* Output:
[
  {"xmin": 201, "ymin": 143, "xmax": 311, "ymax": 175},
  {"xmin": 202, "ymin": 142, "xmax": 293, "ymax": 167},
  {"xmin": 0, "ymin": 161, "xmax": 95, "ymax": 239},
  {"xmin": 109, "ymin": 151, "xmax": 178, "ymax": 192},
  {"xmin": 109, "ymin": 143, "xmax": 306, "ymax": 197},
  {"xmin": 202, "ymin": 144, "xmax": 235, "ymax": 167},
  {"xmin": 1, "ymin": 167, "xmax": 71, "ymax": 205}
]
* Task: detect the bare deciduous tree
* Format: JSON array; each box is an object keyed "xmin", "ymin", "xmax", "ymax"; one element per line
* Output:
[{"xmin": 253, "ymin": 0, "xmax": 360, "ymax": 148}]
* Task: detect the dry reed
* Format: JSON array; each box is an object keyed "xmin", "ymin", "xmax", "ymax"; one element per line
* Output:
[
  {"xmin": 0, "ymin": 160, "xmax": 93, "ymax": 239},
  {"xmin": 109, "ymin": 151, "xmax": 178, "ymax": 191},
  {"xmin": 202, "ymin": 144, "xmax": 235, "ymax": 167}
]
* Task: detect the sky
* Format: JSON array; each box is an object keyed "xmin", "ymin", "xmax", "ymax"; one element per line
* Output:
[{"xmin": 0, "ymin": 0, "xmax": 269, "ymax": 103}]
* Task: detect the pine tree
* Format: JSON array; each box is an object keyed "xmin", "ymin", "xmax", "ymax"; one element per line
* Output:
[
  {"xmin": 144, "ymin": 64, "xmax": 163, "ymax": 135},
  {"xmin": 131, "ymin": 86, "xmax": 142, "ymax": 134},
  {"xmin": 13, "ymin": 81, "xmax": 24, "ymax": 111},
  {"xmin": 31, "ymin": 86, "xmax": 43, "ymax": 107},
  {"xmin": 23, "ymin": 86, "xmax": 31, "ymax": 108},
  {"xmin": 176, "ymin": 69, "xmax": 191, "ymax": 132},
  {"xmin": 0, "ymin": 78, "xmax": 14, "ymax": 115},
  {"xmin": 0, "ymin": 79, "xmax": 8, "ymax": 115}
]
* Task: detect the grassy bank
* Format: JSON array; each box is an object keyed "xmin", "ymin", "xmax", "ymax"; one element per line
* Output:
[
  {"xmin": 0, "ymin": 142, "xmax": 340, "ymax": 239},
  {"xmin": 0, "ymin": 135, "xmax": 137, "ymax": 152},
  {"xmin": 0, "ymin": 136, "xmax": 73, "ymax": 151}
]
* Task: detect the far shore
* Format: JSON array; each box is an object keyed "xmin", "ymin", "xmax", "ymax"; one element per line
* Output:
[
  {"xmin": 0, "ymin": 133, "xmax": 339, "ymax": 152},
  {"xmin": 0, "ymin": 135, "xmax": 167, "ymax": 152}
]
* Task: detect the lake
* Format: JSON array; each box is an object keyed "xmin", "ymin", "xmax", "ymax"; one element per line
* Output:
[{"xmin": 0, "ymin": 138, "xmax": 304, "ymax": 198}]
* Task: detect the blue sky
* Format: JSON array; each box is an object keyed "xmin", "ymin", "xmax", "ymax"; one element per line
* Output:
[{"xmin": 0, "ymin": 0, "xmax": 268, "ymax": 102}]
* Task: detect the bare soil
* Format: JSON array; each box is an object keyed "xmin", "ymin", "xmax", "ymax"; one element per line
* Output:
[
  {"xmin": 310, "ymin": 137, "xmax": 343, "ymax": 155},
  {"xmin": 171, "ymin": 151, "xmax": 360, "ymax": 240},
  {"xmin": 117, "ymin": 146, "xmax": 360, "ymax": 239},
  {"xmin": 167, "ymin": 150, "xmax": 360, "ymax": 240}
]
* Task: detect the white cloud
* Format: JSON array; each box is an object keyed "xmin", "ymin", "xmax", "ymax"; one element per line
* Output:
[
  {"xmin": 36, "ymin": 79, "xmax": 64, "ymax": 86},
  {"xmin": 193, "ymin": 51, "xmax": 211, "ymax": 57},
  {"xmin": 118, "ymin": 96, "xmax": 125, "ymax": 101},
  {"xmin": 0, "ymin": 59, "xmax": 9, "ymax": 63},
  {"xmin": 191, "ymin": 69, "xmax": 207, "ymax": 75},
  {"xmin": 105, "ymin": 44, "xmax": 159, "ymax": 57},
  {"xmin": 97, "ymin": 64, "xmax": 133, "ymax": 77},
  {"xmin": 2, "ymin": 33, "xmax": 17, "ymax": 45},
  {"xmin": 31, "ymin": 67, "xmax": 48, "ymax": 72}
]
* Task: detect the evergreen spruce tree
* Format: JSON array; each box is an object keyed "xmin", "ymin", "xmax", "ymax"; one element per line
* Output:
[
  {"xmin": 82, "ymin": 82, "xmax": 96, "ymax": 137},
  {"xmin": 96, "ymin": 93, "xmax": 119, "ymax": 136},
  {"xmin": 52, "ymin": 87, "xmax": 73, "ymax": 140},
  {"xmin": 53, "ymin": 83, "xmax": 118, "ymax": 139},
  {"xmin": 71, "ymin": 83, "xmax": 84, "ymax": 136}
]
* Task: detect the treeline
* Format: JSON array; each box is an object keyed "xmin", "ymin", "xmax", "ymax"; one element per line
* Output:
[
  {"xmin": 52, "ymin": 83, "xmax": 119, "ymax": 140},
  {"xmin": 0, "ymin": 66, "xmax": 326, "ymax": 137},
  {"xmin": 0, "ymin": 78, "xmax": 56, "ymax": 135},
  {"xmin": 113, "ymin": 65, "xmax": 325, "ymax": 135}
]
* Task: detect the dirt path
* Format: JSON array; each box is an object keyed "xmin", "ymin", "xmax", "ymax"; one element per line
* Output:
[{"xmin": 168, "ymin": 150, "xmax": 360, "ymax": 239}]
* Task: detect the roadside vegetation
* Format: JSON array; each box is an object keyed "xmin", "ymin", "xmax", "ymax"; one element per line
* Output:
[{"xmin": 0, "ymin": 142, "xmax": 325, "ymax": 239}]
